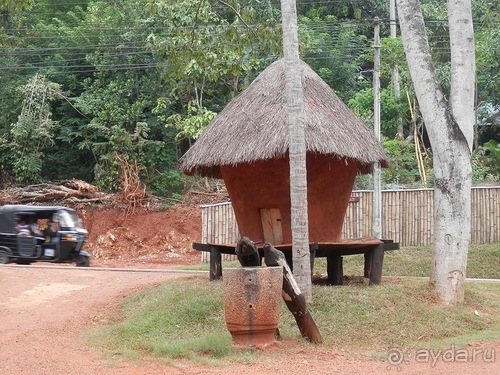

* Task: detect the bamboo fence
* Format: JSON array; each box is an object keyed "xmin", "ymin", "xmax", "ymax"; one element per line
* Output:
[
  {"xmin": 200, "ymin": 202, "xmax": 240, "ymax": 262},
  {"xmin": 199, "ymin": 187, "xmax": 500, "ymax": 261}
]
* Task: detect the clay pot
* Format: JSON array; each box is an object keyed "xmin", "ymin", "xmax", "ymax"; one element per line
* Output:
[{"xmin": 222, "ymin": 266, "xmax": 283, "ymax": 348}]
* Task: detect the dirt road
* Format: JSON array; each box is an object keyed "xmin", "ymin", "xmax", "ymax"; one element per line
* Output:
[{"xmin": 0, "ymin": 265, "xmax": 497, "ymax": 375}]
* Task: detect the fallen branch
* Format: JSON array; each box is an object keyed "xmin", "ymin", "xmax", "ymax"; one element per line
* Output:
[
  {"xmin": 0, "ymin": 180, "xmax": 113, "ymax": 206},
  {"xmin": 188, "ymin": 190, "xmax": 227, "ymax": 197}
]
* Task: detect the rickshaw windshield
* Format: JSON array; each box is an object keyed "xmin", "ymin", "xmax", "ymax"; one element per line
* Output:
[{"xmin": 58, "ymin": 210, "xmax": 83, "ymax": 230}]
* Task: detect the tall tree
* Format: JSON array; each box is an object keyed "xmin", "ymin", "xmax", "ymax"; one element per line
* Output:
[
  {"xmin": 396, "ymin": 0, "xmax": 475, "ymax": 304},
  {"xmin": 7, "ymin": 74, "xmax": 63, "ymax": 183},
  {"xmin": 0, "ymin": 0, "xmax": 32, "ymax": 12},
  {"xmin": 280, "ymin": 0, "xmax": 312, "ymax": 301}
]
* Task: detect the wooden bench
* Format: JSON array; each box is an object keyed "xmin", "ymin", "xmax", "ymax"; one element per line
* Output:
[{"xmin": 192, "ymin": 237, "xmax": 399, "ymax": 285}]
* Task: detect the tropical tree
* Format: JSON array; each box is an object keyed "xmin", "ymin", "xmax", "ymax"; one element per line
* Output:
[
  {"xmin": 298, "ymin": 10, "xmax": 370, "ymax": 102},
  {"xmin": 281, "ymin": 0, "xmax": 311, "ymax": 301},
  {"xmin": 147, "ymin": 0, "xmax": 281, "ymax": 146},
  {"xmin": 67, "ymin": 0, "xmax": 182, "ymax": 195},
  {"xmin": 2, "ymin": 74, "xmax": 63, "ymax": 183},
  {"xmin": 397, "ymin": 0, "xmax": 475, "ymax": 304}
]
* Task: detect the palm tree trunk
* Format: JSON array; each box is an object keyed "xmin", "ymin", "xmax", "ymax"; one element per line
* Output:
[{"xmin": 280, "ymin": 0, "xmax": 312, "ymax": 301}]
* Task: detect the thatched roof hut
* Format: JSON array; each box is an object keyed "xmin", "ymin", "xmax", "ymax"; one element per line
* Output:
[
  {"xmin": 180, "ymin": 59, "xmax": 387, "ymax": 244},
  {"xmin": 180, "ymin": 59, "xmax": 388, "ymax": 178}
]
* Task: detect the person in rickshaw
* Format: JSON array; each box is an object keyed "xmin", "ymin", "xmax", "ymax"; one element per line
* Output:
[
  {"xmin": 43, "ymin": 220, "xmax": 60, "ymax": 243},
  {"xmin": 27, "ymin": 217, "xmax": 40, "ymax": 236},
  {"xmin": 16, "ymin": 217, "xmax": 31, "ymax": 236}
]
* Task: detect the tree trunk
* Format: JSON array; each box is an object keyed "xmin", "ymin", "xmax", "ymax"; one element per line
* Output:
[
  {"xmin": 389, "ymin": 0, "xmax": 404, "ymax": 138},
  {"xmin": 396, "ymin": 0, "xmax": 474, "ymax": 305},
  {"xmin": 448, "ymin": 0, "xmax": 476, "ymax": 149},
  {"xmin": 280, "ymin": 0, "xmax": 312, "ymax": 301}
]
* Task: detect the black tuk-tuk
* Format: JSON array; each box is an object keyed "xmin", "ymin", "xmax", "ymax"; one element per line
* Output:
[{"xmin": 0, "ymin": 204, "xmax": 90, "ymax": 266}]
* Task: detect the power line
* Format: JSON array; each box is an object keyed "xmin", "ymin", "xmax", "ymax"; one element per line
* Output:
[{"xmin": 0, "ymin": 8, "xmax": 496, "ymax": 78}]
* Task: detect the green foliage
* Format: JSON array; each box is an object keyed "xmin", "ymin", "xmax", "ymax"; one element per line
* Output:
[
  {"xmin": 379, "ymin": 36, "xmax": 414, "ymax": 94},
  {"xmin": 348, "ymin": 87, "xmax": 408, "ymax": 138},
  {"xmin": 382, "ymin": 139, "xmax": 424, "ymax": 186},
  {"xmin": 481, "ymin": 140, "xmax": 500, "ymax": 167},
  {"xmin": 0, "ymin": 0, "xmax": 498, "ymax": 196},
  {"xmin": 473, "ymin": 0, "xmax": 500, "ymax": 106},
  {"xmin": 0, "ymin": 0, "xmax": 33, "ymax": 12},
  {"xmin": 472, "ymin": 140, "xmax": 500, "ymax": 183},
  {"xmin": 2, "ymin": 74, "xmax": 63, "ymax": 183},
  {"xmin": 63, "ymin": 0, "xmax": 183, "ymax": 195},
  {"xmin": 155, "ymin": 99, "xmax": 216, "ymax": 143},
  {"xmin": 148, "ymin": 0, "xmax": 281, "ymax": 143},
  {"xmin": 148, "ymin": 169, "xmax": 182, "ymax": 198},
  {"xmin": 298, "ymin": 14, "xmax": 370, "ymax": 101}
]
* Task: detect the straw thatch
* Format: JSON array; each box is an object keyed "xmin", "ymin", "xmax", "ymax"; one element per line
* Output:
[{"xmin": 180, "ymin": 59, "xmax": 388, "ymax": 178}]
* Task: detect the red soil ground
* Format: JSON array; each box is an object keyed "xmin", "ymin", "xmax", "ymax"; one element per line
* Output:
[
  {"xmin": 1, "ymin": 198, "xmax": 498, "ymax": 374},
  {"xmin": 81, "ymin": 202, "xmax": 205, "ymax": 269}
]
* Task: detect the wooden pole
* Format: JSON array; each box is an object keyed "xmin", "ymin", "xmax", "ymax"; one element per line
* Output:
[{"xmin": 263, "ymin": 243, "xmax": 322, "ymax": 344}]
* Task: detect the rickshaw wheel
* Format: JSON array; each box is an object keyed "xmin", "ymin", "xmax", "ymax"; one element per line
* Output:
[
  {"xmin": 76, "ymin": 255, "xmax": 90, "ymax": 267},
  {"xmin": 0, "ymin": 251, "xmax": 10, "ymax": 264}
]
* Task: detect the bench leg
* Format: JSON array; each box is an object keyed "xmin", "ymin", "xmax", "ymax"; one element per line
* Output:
[
  {"xmin": 209, "ymin": 246, "xmax": 222, "ymax": 281},
  {"xmin": 327, "ymin": 255, "xmax": 343, "ymax": 285},
  {"xmin": 309, "ymin": 248, "xmax": 316, "ymax": 278},
  {"xmin": 364, "ymin": 244, "xmax": 384, "ymax": 285},
  {"xmin": 364, "ymin": 251, "xmax": 371, "ymax": 279}
]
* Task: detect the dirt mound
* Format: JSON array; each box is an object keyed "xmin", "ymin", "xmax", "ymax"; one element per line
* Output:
[
  {"xmin": 0, "ymin": 180, "xmax": 229, "ymax": 268},
  {"xmin": 80, "ymin": 202, "xmax": 205, "ymax": 268}
]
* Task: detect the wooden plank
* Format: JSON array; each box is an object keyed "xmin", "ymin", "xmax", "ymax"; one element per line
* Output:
[
  {"xmin": 260, "ymin": 208, "xmax": 284, "ymax": 244},
  {"xmin": 263, "ymin": 243, "xmax": 323, "ymax": 344}
]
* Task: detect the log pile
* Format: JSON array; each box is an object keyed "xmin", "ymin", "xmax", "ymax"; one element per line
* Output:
[{"xmin": 0, "ymin": 179, "xmax": 114, "ymax": 206}]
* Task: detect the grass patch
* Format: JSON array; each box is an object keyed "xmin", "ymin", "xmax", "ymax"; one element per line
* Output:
[
  {"xmin": 92, "ymin": 243, "xmax": 498, "ymax": 363},
  {"xmin": 312, "ymin": 243, "xmax": 500, "ymax": 279},
  {"xmin": 87, "ymin": 276, "xmax": 233, "ymax": 365},
  {"xmin": 180, "ymin": 243, "xmax": 499, "ymax": 279},
  {"xmin": 303, "ymin": 280, "xmax": 499, "ymax": 352},
  {"xmin": 88, "ymin": 274, "xmax": 500, "ymax": 363}
]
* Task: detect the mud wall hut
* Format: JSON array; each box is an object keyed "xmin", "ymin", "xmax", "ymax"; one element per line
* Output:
[{"xmin": 180, "ymin": 59, "xmax": 387, "ymax": 245}]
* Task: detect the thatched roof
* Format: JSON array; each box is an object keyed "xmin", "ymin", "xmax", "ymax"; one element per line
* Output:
[{"xmin": 180, "ymin": 59, "xmax": 388, "ymax": 178}]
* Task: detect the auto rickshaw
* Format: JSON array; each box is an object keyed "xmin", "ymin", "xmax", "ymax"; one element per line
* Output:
[{"xmin": 0, "ymin": 204, "xmax": 91, "ymax": 266}]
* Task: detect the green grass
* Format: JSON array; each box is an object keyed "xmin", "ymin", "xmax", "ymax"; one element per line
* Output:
[
  {"xmin": 87, "ymin": 276, "xmax": 231, "ymax": 364},
  {"xmin": 311, "ymin": 242, "xmax": 500, "ymax": 279},
  {"xmin": 87, "ymin": 272, "xmax": 500, "ymax": 365},
  {"xmin": 89, "ymin": 243, "xmax": 499, "ymax": 364},
  {"xmin": 305, "ymin": 280, "xmax": 499, "ymax": 352},
  {"xmin": 179, "ymin": 243, "xmax": 499, "ymax": 279}
]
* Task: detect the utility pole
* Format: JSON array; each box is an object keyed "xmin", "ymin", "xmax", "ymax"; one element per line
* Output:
[{"xmin": 373, "ymin": 18, "xmax": 382, "ymax": 239}]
